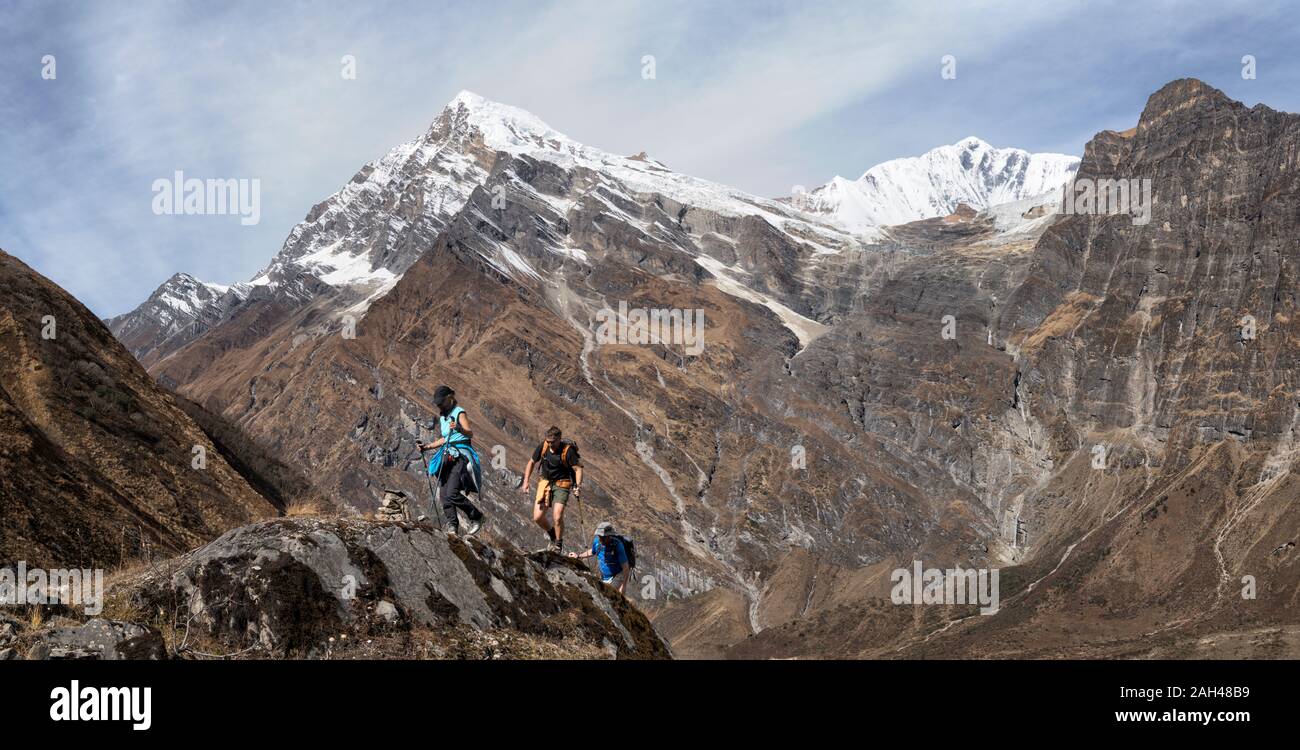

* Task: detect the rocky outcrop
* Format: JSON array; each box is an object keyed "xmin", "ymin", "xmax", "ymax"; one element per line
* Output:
[{"xmin": 119, "ymin": 518, "xmax": 670, "ymax": 659}]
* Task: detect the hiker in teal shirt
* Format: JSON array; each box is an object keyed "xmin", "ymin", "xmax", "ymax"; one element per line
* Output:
[{"xmin": 417, "ymin": 385, "xmax": 485, "ymax": 535}]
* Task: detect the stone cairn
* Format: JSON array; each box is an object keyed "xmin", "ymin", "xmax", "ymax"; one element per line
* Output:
[{"xmin": 375, "ymin": 489, "xmax": 410, "ymax": 522}]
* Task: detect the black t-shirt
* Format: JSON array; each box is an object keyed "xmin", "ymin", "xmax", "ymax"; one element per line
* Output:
[{"xmin": 532, "ymin": 439, "xmax": 581, "ymax": 482}]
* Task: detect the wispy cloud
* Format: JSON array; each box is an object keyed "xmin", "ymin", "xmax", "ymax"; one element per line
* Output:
[{"xmin": 1, "ymin": 0, "xmax": 1296, "ymax": 316}]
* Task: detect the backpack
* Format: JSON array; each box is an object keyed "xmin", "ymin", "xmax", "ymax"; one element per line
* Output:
[
  {"xmin": 607, "ymin": 534, "xmax": 635, "ymax": 568},
  {"xmin": 540, "ymin": 439, "xmax": 577, "ymax": 462},
  {"xmin": 537, "ymin": 440, "xmax": 577, "ymax": 471}
]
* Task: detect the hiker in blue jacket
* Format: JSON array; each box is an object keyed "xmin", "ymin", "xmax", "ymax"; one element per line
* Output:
[
  {"xmin": 570, "ymin": 522, "xmax": 630, "ymax": 594},
  {"xmin": 417, "ymin": 385, "xmax": 486, "ymax": 535}
]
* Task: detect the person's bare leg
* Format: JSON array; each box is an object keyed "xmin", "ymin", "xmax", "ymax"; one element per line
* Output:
[
  {"xmin": 552, "ymin": 501, "xmax": 566, "ymax": 547},
  {"xmin": 533, "ymin": 501, "xmax": 553, "ymax": 539}
]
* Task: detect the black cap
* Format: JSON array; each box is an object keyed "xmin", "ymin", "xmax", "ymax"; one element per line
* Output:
[{"xmin": 432, "ymin": 385, "xmax": 455, "ymax": 403}]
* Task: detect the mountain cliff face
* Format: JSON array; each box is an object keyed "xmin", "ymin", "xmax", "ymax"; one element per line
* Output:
[
  {"xmin": 962, "ymin": 78, "xmax": 1300, "ymax": 656},
  {"xmin": 103, "ymin": 80, "xmax": 1299, "ymax": 659},
  {"xmin": 0, "ymin": 250, "xmax": 280, "ymax": 569},
  {"xmin": 723, "ymin": 79, "xmax": 1300, "ymax": 658}
]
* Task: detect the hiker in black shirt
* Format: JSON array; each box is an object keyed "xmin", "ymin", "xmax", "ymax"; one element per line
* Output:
[{"xmin": 520, "ymin": 426, "xmax": 583, "ymax": 552}]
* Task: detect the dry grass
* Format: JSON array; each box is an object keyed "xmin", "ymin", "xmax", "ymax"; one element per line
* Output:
[
  {"xmin": 103, "ymin": 557, "xmax": 154, "ymax": 591},
  {"xmin": 1017, "ymin": 291, "xmax": 1101, "ymax": 353},
  {"xmin": 284, "ymin": 498, "xmax": 333, "ymax": 518}
]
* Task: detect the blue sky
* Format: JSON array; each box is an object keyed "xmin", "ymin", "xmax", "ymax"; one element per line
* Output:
[{"xmin": 2, "ymin": 0, "xmax": 1298, "ymax": 317}]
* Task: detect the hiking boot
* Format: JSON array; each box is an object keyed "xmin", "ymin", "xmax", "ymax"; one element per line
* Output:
[
  {"xmin": 464, "ymin": 517, "xmax": 483, "ymax": 536},
  {"xmin": 546, "ymin": 540, "xmax": 561, "ymax": 553},
  {"xmin": 445, "ymin": 524, "xmax": 460, "ymax": 536}
]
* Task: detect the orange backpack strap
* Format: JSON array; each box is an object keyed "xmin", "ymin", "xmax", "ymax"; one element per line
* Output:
[{"xmin": 539, "ymin": 441, "xmax": 572, "ymax": 466}]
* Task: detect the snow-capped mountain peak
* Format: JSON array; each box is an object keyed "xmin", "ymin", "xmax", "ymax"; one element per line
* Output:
[
  {"xmin": 110, "ymin": 94, "xmax": 1079, "ymax": 364},
  {"xmin": 437, "ymin": 91, "xmax": 847, "ymax": 237},
  {"xmin": 803, "ymin": 137, "xmax": 1079, "ymax": 232},
  {"xmin": 104, "ymin": 271, "xmax": 252, "ymax": 361},
  {"xmin": 150, "ymin": 273, "xmax": 238, "ymax": 318},
  {"xmin": 445, "ymin": 90, "xmax": 574, "ymax": 155}
]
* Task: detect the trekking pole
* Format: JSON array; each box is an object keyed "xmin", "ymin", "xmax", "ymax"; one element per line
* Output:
[
  {"xmin": 576, "ymin": 489, "xmax": 587, "ymax": 548},
  {"xmin": 417, "ymin": 434, "xmax": 443, "ymax": 530}
]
